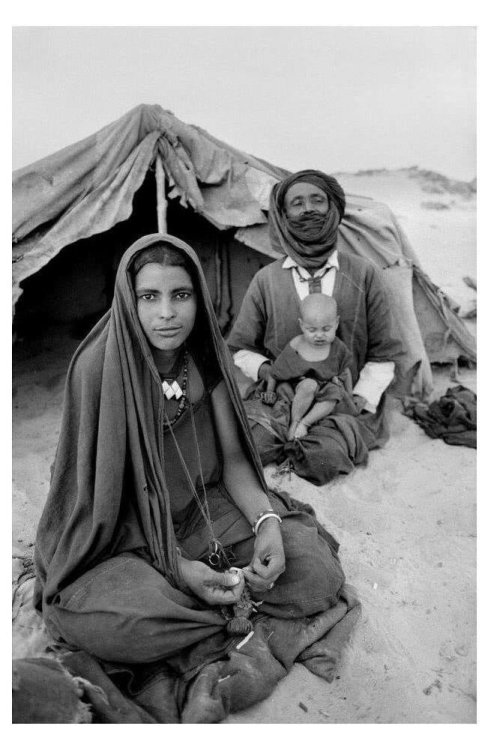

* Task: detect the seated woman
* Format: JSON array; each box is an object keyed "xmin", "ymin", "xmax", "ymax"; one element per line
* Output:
[
  {"xmin": 228, "ymin": 170, "xmax": 403, "ymax": 485},
  {"xmin": 34, "ymin": 234, "xmax": 359, "ymax": 724}
]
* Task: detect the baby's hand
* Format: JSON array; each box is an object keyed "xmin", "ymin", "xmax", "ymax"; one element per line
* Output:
[
  {"xmin": 352, "ymin": 394, "xmax": 368, "ymax": 413},
  {"xmin": 261, "ymin": 392, "xmax": 277, "ymax": 405}
]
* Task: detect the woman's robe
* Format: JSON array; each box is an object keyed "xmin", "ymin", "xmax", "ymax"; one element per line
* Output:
[{"xmin": 33, "ymin": 233, "xmax": 360, "ymax": 723}]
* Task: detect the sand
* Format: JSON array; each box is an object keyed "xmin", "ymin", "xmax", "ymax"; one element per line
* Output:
[{"xmin": 12, "ymin": 168, "xmax": 477, "ymax": 723}]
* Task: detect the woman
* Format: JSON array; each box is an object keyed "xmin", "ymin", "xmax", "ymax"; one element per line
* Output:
[
  {"xmin": 34, "ymin": 234, "xmax": 359, "ymax": 723},
  {"xmin": 228, "ymin": 170, "xmax": 403, "ymax": 485}
]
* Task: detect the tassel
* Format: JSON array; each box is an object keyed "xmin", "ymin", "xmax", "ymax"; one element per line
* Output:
[
  {"xmin": 225, "ymin": 582, "xmax": 254, "ymax": 635},
  {"xmin": 226, "ymin": 616, "xmax": 253, "ymax": 635}
]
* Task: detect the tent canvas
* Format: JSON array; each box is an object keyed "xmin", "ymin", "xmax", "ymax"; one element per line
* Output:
[{"xmin": 12, "ymin": 104, "xmax": 476, "ymax": 398}]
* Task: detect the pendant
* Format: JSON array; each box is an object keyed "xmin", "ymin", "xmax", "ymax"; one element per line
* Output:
[{"xmin": 162, "ymin": 380, "xmax": 183, "ymax": 400}]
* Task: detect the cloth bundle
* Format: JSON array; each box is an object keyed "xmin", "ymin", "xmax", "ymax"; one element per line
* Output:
[{"xmin": 404, "ymin": 385, "xmax": 476, "ymax": 448}]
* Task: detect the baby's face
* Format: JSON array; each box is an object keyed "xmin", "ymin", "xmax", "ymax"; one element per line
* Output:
[{"xmin": 299, "ymin": 310, "xmax": 338, "ymax": 348}]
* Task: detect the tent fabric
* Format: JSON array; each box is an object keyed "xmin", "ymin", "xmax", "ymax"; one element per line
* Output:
[
  {"xmin": 12, "ymin": 103, "xmax": 475, "ymax": 398},
  {"xmin": 12, "ymin": 104, "xmax": 271, "ymax": 302},
  {"xmin": 13, "ymin": 134, "xmax": 159, "ymax": 307}
]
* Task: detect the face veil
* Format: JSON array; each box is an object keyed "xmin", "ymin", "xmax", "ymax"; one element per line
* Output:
[{"xmin": 268, "ymin": 169, "xmax": 346, "ymax": 269}]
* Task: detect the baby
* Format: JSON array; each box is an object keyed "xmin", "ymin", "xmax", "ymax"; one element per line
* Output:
[{"xmin": 261, "ymin": 294, "xmax": 353, "ymax": 440}]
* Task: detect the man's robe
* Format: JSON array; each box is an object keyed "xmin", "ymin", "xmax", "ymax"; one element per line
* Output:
[{"xmin": 227, "ymin": 252, "xmax": 403, "ymax": 484}]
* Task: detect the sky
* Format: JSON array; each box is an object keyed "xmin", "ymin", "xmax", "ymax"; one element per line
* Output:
[{"xmin": 12, "ymin": 26, "xmax": 477, "ymax": 181}]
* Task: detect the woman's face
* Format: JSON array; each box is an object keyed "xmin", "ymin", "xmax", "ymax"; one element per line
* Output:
[{"xmin": 135, "ymin": 262, "xmax": 197, "ymax": 352}]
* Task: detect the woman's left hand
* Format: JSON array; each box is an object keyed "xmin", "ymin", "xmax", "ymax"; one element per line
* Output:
[{"xmin": 243, "ymin": 518, "xmax": 285, "ymax": 593}]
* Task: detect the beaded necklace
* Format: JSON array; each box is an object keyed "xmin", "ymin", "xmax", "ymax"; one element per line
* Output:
[
  {"xmin": 162, "ymin": 353, "xmax": 230, "ymax": 570},
  {"xmin": 163, "ymin": 355, "xmax": 254, "ymax": 635},
  {"xmin": 160, "ymin": 351, "xmax": 189, "ymax": 427}
]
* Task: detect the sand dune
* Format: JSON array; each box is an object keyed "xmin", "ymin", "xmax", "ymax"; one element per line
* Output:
[{"xmin": 335, "ymin": 167, "xmax": 476, "ymax": 314}]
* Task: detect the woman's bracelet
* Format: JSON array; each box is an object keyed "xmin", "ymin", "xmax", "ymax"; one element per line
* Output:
[{"xmin": 252, "ymin": 509, "xmax": 282, "ymax": 536}]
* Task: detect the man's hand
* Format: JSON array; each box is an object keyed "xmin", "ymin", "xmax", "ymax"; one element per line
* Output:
[
  {"xmin": 178, "ymin": 558, "xmax": 245, "ymax": 606},
  {"xmin": 243, "ymin": 518, "xmax": 285, "ymax": 594}
]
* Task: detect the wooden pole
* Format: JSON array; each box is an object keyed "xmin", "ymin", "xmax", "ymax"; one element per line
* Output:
[{"xmin": 155, "ymin": 155, "xmax": 167, "ymax": 233}]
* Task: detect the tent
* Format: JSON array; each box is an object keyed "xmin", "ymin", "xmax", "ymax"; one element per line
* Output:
[{"xmin": 12, "ymin": 104, "xmax": 476, "ymax": 397}]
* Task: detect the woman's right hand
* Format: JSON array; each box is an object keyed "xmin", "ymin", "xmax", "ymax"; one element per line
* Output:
[{"xmin": 178, "ymin": 558, "xmax": 245, "ymax": 606}]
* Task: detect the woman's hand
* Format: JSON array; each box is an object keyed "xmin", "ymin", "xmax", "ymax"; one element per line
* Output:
[
  {"xmin": 243, "ymin": 518, "xmax": 285, "ymax": 593},
  {"xmin": 178, "ymin": 558, "xmax": 245, "ymax": 606}
]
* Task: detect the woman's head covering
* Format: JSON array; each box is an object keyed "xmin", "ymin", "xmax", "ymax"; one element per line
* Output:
[
  {"xmin": 34, "ymin": 234, "xmax": 266, "ymax": 611},
  {"xmin": 268, "ymin": 169, "xmax": 346, "ymax": 270}
]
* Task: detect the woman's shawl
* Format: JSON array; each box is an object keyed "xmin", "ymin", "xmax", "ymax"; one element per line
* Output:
[{"xmin": 34, "ymin": 234, "xmax": 268, "ymax": 610}]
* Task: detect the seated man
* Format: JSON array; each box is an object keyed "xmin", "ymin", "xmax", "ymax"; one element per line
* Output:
[{"xmin": 227, "ymin": 169, "xmax": 403, "ymax": 485}]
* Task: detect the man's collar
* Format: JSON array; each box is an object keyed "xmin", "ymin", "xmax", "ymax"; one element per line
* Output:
[{"xmin": 282, "ymin": 249, "xmax": 339, "ymax": 272}]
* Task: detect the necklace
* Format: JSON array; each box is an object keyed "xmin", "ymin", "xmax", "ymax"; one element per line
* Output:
[
  {"xmin": 164, "ymin": 383, "xmax": 230, "ymax": 571},
  {"xmin": 164, "ymin": 383, "xmax": 254, "ymax": 635},
  {"xmin": 161, "ymin": 352, "xmax": 189, "ymax": 427},
  {"xmin": 295, "ymin": 264, "xmax": 332, "ymax": 294}
]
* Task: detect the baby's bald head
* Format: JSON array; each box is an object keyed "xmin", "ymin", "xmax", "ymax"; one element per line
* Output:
[
  {"xmin": 298, "ymin": 294, "xmax": 339, "ymax": 347},
  {"xmin": 299, "ymin": 293, "xmax": 337, "ymax": 321}
]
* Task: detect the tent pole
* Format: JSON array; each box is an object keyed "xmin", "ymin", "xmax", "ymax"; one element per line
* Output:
[{"xmin": 155, "ymin": 155, "xmax": 167, "ymax": 233}]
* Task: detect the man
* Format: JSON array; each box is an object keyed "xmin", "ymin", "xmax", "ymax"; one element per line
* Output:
[{"xmin": 227, "ymin": 169, "xmax": 403, "ymax": 484}]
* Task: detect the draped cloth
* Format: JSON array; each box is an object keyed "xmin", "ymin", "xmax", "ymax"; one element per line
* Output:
[
  {"xmin": 268, "ymin": 169, "xmax": 346, "ymax": 269},
  {"xmin": 269, "ymin": 337, "xmax": 353, "ymax": 404},
  {"xmin": 32, "ymin": 233, "xmax": 361, "ymax": 723},
  {"xmin": 227, "ymin": 252, "xmax": 403, "ymax": 485},
  {"xmin": 34, "ymin": 234, "xmax": 267, "ymax": 608}
]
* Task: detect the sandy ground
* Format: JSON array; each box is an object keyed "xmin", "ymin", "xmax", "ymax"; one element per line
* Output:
[
  {"xmin": 12, "ymin": 330, "xmax": 477, "ymax": 724},
  {"xmin": 228, "ymin": 368, "xmax": 476, "ymax": 724},
  {"xmin": 12, "ymin": 169, "xmax": 477, "ymax": 723}
]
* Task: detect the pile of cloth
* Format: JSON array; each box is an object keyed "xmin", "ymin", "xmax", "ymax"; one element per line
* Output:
[{"xmin": 403, "ymin": 385, "xmax": 476, "ymax": 448}]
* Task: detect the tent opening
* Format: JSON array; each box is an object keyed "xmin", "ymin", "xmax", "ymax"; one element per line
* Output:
[{"xmin": 13, "ymin": 170, "xmax": 271, "ymax": 343}]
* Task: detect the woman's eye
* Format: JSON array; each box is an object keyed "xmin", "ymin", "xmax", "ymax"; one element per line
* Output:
[
  {"xmin": 140, "ymin": 293, "xmax": 155, "ymax": 301},
  {"xmin": 175, "ymin": 291, "xmax": 192, "ymax": 301}
]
